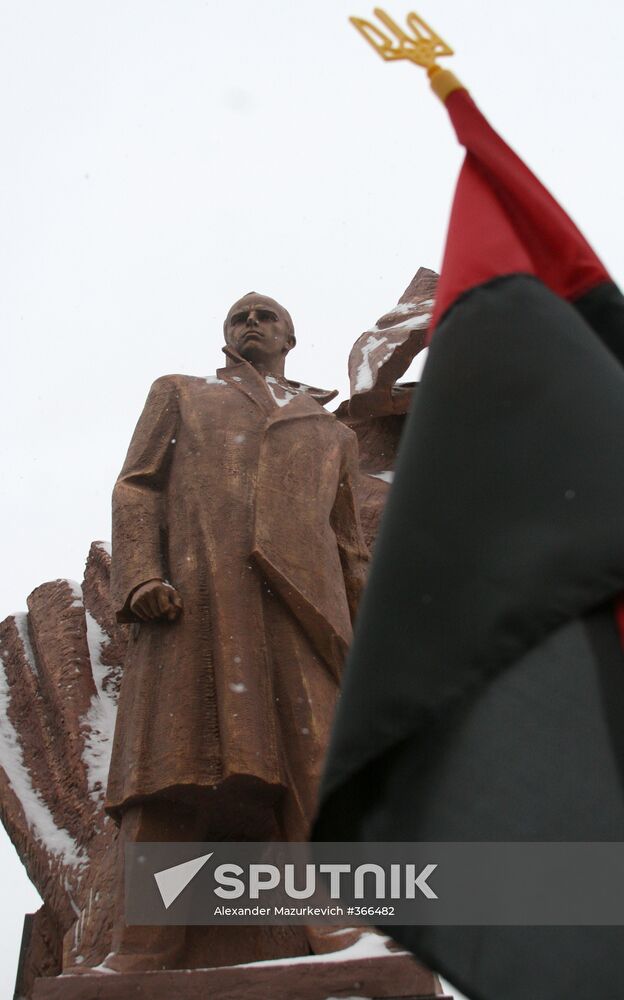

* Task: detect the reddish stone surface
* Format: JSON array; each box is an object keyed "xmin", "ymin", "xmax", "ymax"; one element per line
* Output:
[
  {"xmin": 336, "ymin": 399, "xmax": 405, "ymax": 475},
  {"xmin": 2, "ymin": 278, "xmax": 447, "ymax": 995},
  {"xmin": 33, "ymin": 953, "xmax": 448, "ymax": 1000},
  {"xmin": 106, "ymin": 361, "xmax": 367, "ymax": 826},
  {"xmin": 336, "ymin": 266, "xmax": 440, "ymax": 549},
  {"xmin": 0, "ymin": 543, "xmax": 127, "ymax": 994},
  {"xmin": 347, "ymin": 267, "xmax": 438, "ymax": 419},
  {"xmin": 14, "ymin": 906, "xmax": 62, "ymax": 1000},
  {"xmin": 354, "ymin": 472, "xmax": 392, "ymax": 553}
]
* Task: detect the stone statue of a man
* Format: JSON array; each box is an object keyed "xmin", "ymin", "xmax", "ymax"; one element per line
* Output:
[{"xmin": 104, "ymin": 293, "xmax": 369, "ymax": 969}]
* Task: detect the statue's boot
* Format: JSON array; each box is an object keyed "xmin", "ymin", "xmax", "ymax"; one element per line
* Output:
[
  {"xmin": 305, "ymin": 924, "xmax": 397, "ymax": 955},
  {"xmin": 305, "ymin": 925, "xmax": 362, "ymax": 954}
]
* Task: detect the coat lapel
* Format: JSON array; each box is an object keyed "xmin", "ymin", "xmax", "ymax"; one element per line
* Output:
[
  {"xmin": 264, "ymin": 391, "xmax": 336, "ymax": 429},
  {"xmin": 216, "ymin": 360, "xmax": 275, "ymax": 415},
  {"xmin": 217, "ymin": 348, "xmax": 337, "ymax": 425}
]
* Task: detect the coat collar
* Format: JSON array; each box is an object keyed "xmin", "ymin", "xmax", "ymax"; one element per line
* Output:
[{"xmin": 217, "ymin": 347, "xmax": 338, "ymax": 421}]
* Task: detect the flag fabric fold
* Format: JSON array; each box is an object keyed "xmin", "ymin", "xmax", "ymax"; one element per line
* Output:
[
  {"xmin": 431, "ymin": 88, "xmax": 611, "ymax": 327},
  {"xmin": 313, "ymin": 83, "xmax": 624, "ymax": 1000}
]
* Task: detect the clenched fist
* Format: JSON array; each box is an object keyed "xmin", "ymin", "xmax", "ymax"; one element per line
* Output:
[{"xmin": 129, "ymin": 579, "xmax": 183, "ymax": 622}]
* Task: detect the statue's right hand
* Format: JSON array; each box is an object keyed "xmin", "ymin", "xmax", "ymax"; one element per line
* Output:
[{"xmin": 129, "ymin": 579, "xmax": 183, "ymax": 622}]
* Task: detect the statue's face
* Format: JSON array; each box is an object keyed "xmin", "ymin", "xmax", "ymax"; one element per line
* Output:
[{"xmin": 224, "ymin": 294, "xmax": 295, "ymax": 369}]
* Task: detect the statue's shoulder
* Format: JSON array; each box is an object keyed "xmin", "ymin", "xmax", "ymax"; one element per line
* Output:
[
  {"xmin": 149, "ymin": 373, "xmax": 187, "ymax": 392},
  {"xmin": 148, "ymin": 373, "xmax": 208, "ymax": 395},
  {"xmin": 335, "ymin": 417, "xmax": 357, "ymax": 441},
  {"xmin": 334, "ymin": 419, "xmax": 361, "ymax": 464}
]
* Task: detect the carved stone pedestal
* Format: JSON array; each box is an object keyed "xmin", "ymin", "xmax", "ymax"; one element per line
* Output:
[{"xmin": 32, "ymin": 953, "xmax": 451, "ymax": 1000}]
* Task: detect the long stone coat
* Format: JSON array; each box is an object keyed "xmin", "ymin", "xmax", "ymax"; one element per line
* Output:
[{"xmin": 105, "ymin": 351, "xmax": 369, "ymax": 830}]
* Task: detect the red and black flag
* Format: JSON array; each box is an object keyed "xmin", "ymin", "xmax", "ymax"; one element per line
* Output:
[{"xmin": 313, "ymin": 70, "xmax": 624, "ymax": 1000}]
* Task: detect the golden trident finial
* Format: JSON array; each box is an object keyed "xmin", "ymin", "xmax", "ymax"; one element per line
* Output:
[{"xmin": 349, "ymin": 8, "xmax": 464, "ymax": 100}]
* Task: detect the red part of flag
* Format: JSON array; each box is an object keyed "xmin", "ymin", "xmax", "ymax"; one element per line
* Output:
[{"xmin": 431, "ymin": 90, "xmax": 611, "ymax": 332}]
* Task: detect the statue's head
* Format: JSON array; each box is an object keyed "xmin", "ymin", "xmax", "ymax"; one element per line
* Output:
[{"xmin": 223, "ymin": 293, "xmax": 296, "ymax": 374}]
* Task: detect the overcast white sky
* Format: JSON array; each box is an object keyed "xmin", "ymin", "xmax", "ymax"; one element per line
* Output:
[{"xmin": 1, "ymin": 0, "xmax": 623, "ymax": 994}]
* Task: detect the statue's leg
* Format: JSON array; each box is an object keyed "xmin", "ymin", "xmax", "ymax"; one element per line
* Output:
[
  {"xmin": 182, "ymin": 777, "xmax": 311, "ymax": 967},
  {"xmin": 261, "ymin": 591, "xmax": 338, "ymax": 843},
  {"xmin": 104, "ymin": 795, "xmax": 207, "ymax": 973},
  {"xmin": 261, "ymin": 592, "xmax": 368, "ymax": 954}
]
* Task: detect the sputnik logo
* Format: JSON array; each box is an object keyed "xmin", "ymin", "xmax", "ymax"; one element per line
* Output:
[
  {"xmin": 151, "ymin": 851, "xmax": 439, "ymax": 907},
  {"xmin": 154, "ymin": 853, "xmax": 213, "ymax": 909}
]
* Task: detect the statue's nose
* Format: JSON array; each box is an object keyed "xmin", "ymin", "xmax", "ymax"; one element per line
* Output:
[{"xmin": 246, "ymin": 311, "xmax": 259, "ymax": 327}]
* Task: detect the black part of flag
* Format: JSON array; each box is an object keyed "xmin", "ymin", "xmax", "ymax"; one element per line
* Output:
[{"xmin": 313, "ymin": 274, "xmax": 624, "ymax": 999}]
